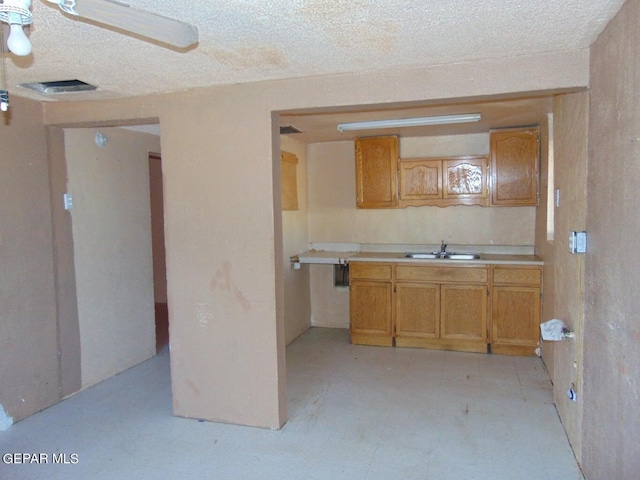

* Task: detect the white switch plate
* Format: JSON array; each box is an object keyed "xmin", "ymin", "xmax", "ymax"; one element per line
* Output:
[
  {"xmin": 63, "ymin": 193, "xmax": 73, "ymax": 210},
  {"xmin": 569, "ymin": 231, "xmax": 587, "ymax": 254}
]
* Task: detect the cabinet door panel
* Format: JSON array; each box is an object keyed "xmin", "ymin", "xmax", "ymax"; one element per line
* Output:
[
  {"xmin": 493, "ymin": 267, "xmax": 541, "ymax": 286},
  {"xmin": 399, "ymin": 160, "xmax": 442, "ymax": 200},
  {"xmin": 397, "ymin": 265, "xmax": 488, "ymax": 284},
  {"xmin": 350, "ymin": 281, "xmax": 392, "ymax": 335},
  {"xmin": 396, "ymin": 283, "xmax": 440, "ymax": 338},
  {"xmin": 440, "ymin": 285, "xmax": 487, "ymax": 341},
  {"xmin": 355, "ymin": 137, "xmax": 398, "ymax": 208},
  {"xmin": 490, "ymin": 127, "xmax": 539, "ymax": 206},
  {"xmin": 443, "ymin": 157, "xmax": 488, "ymax": 200},
  {"xmin": 350, "ymin": 262, "xmax": 392, "ymax": 281},
  {"xmin": 492, "ymin": 286, "xmax": 540, "ymax": 346}
]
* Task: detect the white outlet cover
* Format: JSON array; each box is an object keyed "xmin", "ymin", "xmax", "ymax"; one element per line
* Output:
[{"xmin": 63, "ymin": 193, "xmax": 73, "ymax": 210}]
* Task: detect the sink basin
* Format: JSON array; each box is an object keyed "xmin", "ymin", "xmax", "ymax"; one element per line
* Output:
[
  {"xmin": 404, "ymin": 252, "xmax": 481, "ymax": 260},
  {"xmin": 404, "ymin": 252, "xmax": 439, "ymax": 259},
  {"xmin": 445, "ymin": 253, "xmax": 481, "ymax": 260}
]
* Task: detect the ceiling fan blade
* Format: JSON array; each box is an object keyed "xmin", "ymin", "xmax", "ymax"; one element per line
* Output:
[{"xmin": 52, "ymin": 0, "xmax": 198, "ymax": 48}]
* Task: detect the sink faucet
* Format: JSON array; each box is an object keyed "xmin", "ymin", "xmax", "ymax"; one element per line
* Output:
[{"xmin": 439, "ymin": 240, "xmax": 448, "ymax": 257}]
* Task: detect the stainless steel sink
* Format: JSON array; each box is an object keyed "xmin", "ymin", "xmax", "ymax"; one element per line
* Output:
[
  {"xmin": 404, "ymin": 252, "xmax": 440, "ymax": 259},
  {"xmin": 404, "ymin": 252, "xmax": 481, "ymax": 260},
  {"xmin": 445, "ymin": 253, "xmax": 481, "ymax": 260}
]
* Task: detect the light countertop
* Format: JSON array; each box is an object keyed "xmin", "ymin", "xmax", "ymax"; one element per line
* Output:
[
  {"xmin": 348, "ymin": 251, "xmax": 542, "ymax": 265},
  {"xmin": 292, "ymin": 244, "xmax": 542, "ymax": 266}
]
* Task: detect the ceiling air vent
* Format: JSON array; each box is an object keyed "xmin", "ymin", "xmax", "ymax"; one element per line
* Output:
[
  {"xmin": 19, "ymin": 79, "xmax": 97, "ymax": 95},
  {"xmin": 280, "ymin": 125, "xmax": 302, "ymax": 135}
]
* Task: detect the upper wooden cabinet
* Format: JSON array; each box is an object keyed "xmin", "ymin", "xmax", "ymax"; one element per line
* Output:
[
  {"xmin": 490, "ymin": 126, "xmax": 540, "ymax": 206},
  {"xmin": 398, "ymin": 159, "xmax": 441, "ymax": 202},
  {"xmin": 280, "ymin": 151, "xmax": 299, "ymax": 211},
  {"xmin": 399, "ymin": 156, "xmax": 489, "ymax": 207},
  {"xmin": 355, "ymin": 136, "xmax": 399, "ymax": 208},
  {"xmin": 355, "ymin": 128, "xmax": 540, "ymax": 209}
]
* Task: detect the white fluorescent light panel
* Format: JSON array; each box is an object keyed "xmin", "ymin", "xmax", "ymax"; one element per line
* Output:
[{"xmin": 337, "ymin": 113, "xmax": 482, "ymax": 132}]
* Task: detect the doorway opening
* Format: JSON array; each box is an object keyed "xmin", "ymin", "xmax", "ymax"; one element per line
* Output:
[{"xmin": 148, "ymin": 153, "xmax": 169, "ymax": 353}]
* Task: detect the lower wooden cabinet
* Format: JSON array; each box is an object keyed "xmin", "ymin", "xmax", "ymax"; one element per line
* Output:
[
  {"xmin": 349, "ymin": 261, "xmax": 542, "ymax": 356},
  {"xmin": 440, "ymin": 285, "xmax": 487, "ymax": 344},
  {"xmin": 394, "ymin": 266, "xmax": 487, "ymax": 353},
  {"xmin": 490, "ymin": 266, "xmax": 542, "ymax": 355},
  {"xmin": 350, "ymin": 280, "xmax": 393, "ymax": 346},
  {"xmin": 349, "ymin": 262, "xmax": 393, "ymax": 346},
  {"xmin": 395, "ymin": 282, "xmax": 439, "ymax": 340}
]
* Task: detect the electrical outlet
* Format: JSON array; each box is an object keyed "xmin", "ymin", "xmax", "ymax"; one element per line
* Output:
[{"xmin": 63, "ymin": 193, "xmax": 73, "ymax": 210}]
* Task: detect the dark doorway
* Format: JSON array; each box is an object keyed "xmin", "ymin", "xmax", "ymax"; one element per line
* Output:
[{"xmin": 149, "ymin": 153, "xmax": 169, "ymax": 352}]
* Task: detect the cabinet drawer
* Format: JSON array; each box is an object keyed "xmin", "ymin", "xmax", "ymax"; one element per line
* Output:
[
  {"xmin": 350, "ymin": 262, "xmax": 393, "ymax": 281},
  {"xmin": 396, "ymin": 265, "xmax": 487, "ymax": 284},
  {"xmin": 493, "ymin": 267, "xmax": 541, "ymax": 286}
]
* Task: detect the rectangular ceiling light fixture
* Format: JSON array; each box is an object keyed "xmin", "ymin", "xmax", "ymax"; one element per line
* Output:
[{"xmin": 337, "ymin": 113, "xmax": 482, "ymax": 132}]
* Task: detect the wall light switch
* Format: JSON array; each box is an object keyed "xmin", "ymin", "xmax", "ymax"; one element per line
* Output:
[
  {"xmin": 63, "ymin": 193, "xmax": 73, "ymax": 210},
  {"xmin": 569, "ymin": 231, "xmax": 587, "ymax": 254}
]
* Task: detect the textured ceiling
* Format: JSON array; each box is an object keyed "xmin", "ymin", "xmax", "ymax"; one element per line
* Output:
[
  {"xmin": 0, "ymin": 0, "xmax": 625, "ymax": 101},
  {"xmin": 0, "ymin": 1, "xmax": 626, "ymax": 142}
]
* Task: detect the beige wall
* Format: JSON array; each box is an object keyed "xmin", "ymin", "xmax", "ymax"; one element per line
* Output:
[
  {"xmin": 0, "ymin": 97, "xmax": 61, "ymax": 423},
  {"xmin": 47, "ymin": 126, "xmax": 82, "ymax": 400},
  {"xmin": 536, "ymin": 93, "xmax": 589, "ymax": 461},
  {"xmin": 157, "ymin": 95, "xmax": 286, "ymax": 428},
  {"xmin": 280, "ymin": 136, "xmax": 311, "ymax": 344},
  {"xmin": 535, "ymin": 114, "xmax": 554, "ymax": 371},
  {"xmin": 65, "ymin": 127, "xmax": 160, "ymax": 389},
  {"xmin": 309, "ymin": 265, "xmax": 350, "ymax": 328},
  {"xmin": 39, "ymin": 49, "xmax": 590, "ymax": 429},
  {"xmin": 537, "ymin": 1, "xmax": 640, "ymax": 474},
  {"xmin": 583, "ymin": 0, "xmax": 640, "ymax": 476}
]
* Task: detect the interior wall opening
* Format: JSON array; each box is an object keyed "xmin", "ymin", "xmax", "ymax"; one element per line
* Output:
[{"xmin": 62, "ymin": 124, "xmax": 164, "ymax": 393}]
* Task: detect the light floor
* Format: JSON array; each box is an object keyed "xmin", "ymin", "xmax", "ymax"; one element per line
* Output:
[{"xmin": 0, "ymin": 327, "xmax": 583, "ymax": 480}]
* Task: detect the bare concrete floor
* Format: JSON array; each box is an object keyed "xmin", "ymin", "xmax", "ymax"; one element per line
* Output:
[{"xmin": 0, "ymin": 327, "xmax": 583, "ymax": 479}]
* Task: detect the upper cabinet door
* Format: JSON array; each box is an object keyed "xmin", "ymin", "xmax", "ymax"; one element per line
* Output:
[
  {"xmin": 398, "ymin": 156, "xmax": 488, "ymax": 207},
  {"xmin": 355, "ymin": 136, "xmax": 399, "ymax": 208},
  {"xmin": 490, "ymin": 127, "xmax": 540, "ymax": 206},
  {"xmin": 399, "ymin": 159, "xmax": 442, "ymax": 201},
  {"xmin": 443, "ymin": 157, "xmax": 489, "ymax": 203}
]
